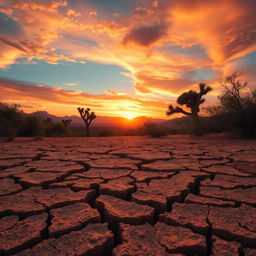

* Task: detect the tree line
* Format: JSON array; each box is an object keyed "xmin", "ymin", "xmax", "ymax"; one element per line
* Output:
[{"xmin": 0, "ymin": 104, "xmax": 71, "ymax": 140}]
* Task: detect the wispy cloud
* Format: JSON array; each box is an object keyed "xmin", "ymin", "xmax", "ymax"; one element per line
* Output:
[
  {"xmin": 106, "ymin": 90, "xmax": 127, "ymax": 96},
  {"xmin": 64, "ymin": 82, "xmax": 80, "ymax": 86}
]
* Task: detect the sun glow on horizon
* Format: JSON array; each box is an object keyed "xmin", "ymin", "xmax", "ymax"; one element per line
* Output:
[{"xmin": 122, "ymin": 112, "xmax": 140, "ymax": 120}]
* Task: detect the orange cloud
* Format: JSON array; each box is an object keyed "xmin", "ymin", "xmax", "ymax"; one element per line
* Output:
[
  {"xmin": 64, "ymin": 82, "xmax": 80, "ymax": 86},
  {"xmin": 10, "ymin": 0, "xmax": 67, "ymax": 12},
  {"xmin": 0, "ymin": 78, "xmax": 169, "ymax": 118},
  {"xmin": 89, "ymin": 11, "xmax": 97, "ymax": 16},
  {"xmin": 67, "ymin": 9, "xmax": 81, "ymax": 17},
  {"xmin": 106, "ymin": 90, "xmax": 127, "ymax": 96},
  {"xmin": 165, "ymin": 0, "xmax": 256, "ymax": 63},
  {"xmin": 0, "ymin": 0, "xmax": 86, "ymax": 68}
]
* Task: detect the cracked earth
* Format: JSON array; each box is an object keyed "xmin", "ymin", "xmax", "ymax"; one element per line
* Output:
[{"xmin": 0, "ymin": 136, "xmax": 256, "ymax": 256}]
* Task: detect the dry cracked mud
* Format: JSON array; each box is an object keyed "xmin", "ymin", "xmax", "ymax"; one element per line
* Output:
[{"xmin": 0, "ymin": 136, "xmax": 255, "ymax": 255}]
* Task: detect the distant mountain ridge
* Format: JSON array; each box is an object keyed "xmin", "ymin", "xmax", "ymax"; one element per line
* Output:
[
  {"xmin": 27, "ymin": 111, "xmax": 165, "ymax": 128},
  {"xmin": 27, "ymin": 111, "xmax": 192, "ymax": 131}
]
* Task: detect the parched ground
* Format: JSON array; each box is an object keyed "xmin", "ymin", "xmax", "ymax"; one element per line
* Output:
[{"xmin": 0, "ymin": 135, "xmax": 256, "ymax": 256}]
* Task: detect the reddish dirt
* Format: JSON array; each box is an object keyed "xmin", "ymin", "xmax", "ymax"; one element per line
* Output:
[
  {"xmin": 0, "ymin": 136, "xmax": 255, "ymax": 255},
  {"xmin": 49, "ymin": 202, "xmax": 101, "ymax": 237}
]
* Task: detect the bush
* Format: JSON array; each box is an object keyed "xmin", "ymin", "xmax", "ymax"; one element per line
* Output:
[
  {"xmin": 140, "ymin": 122, "xmax": 168, "ymax": 138},
  {"xmin": 205, "ymin": 73, "xmax": 256, "ymax": 138},
  {"xmin": 0, "ymin": 103, "xmax": 25, "ymax": 137},
  {"xmin": 21, "ymin": 116, "xmax": 43, "ymax": 136},
  {"xmin": 42, "ymin": 119, "xmax": 71, "ymax": 137},
  {"xmin": 0, "ymin": 102, "xmax": 72, "ymax": 137},
  {"xmin": 97, "ymin": 130, "xmax": 113, "ymax": 137}
]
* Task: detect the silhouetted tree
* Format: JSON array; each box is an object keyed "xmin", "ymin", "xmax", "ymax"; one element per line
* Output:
[
  {"xmin": 218, "ymin": 72, "xmax": 248, "ymax": 111},
  {"xmin": 62, "ymin": 119, "xmax": 72, "ymax": 127},
  {"xmin": 167, "ymin": 83, "xmax": 212, "ymax": 135},
  {"xmin": 77, "ymin": 107, "xmax": 96, "ymax": 137},
  {"xmin": 0, "ymin": 102, "xmax": 71, "ymax": 138},
  {"xmin": 206, "ymin": 72, "xmax": 256, "ymax": 138},
  {"xmin": 0, "ymin": 103, "xmax": 24, "ymax": 139}
]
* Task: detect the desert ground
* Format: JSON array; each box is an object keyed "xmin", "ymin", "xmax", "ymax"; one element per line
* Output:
[{"xmin": 0, "ymin": 136, "xmax": 256, "ymax": 256}]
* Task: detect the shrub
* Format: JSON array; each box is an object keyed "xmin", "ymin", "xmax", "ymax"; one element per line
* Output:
[
  {"xmin": 140, "ymin": 122, "xmax": 168, "ymax": 138},
  {"xmin": 21, "ymin": 116, "xmax": 43, "ymax": 137},
  {"xmin": 43, "ymin": 120, "xmax": 71, "ymax": 137},
  {"xmin": 0, "ymin": 102, "xmax": 72, "ymax": 137},
  {"xmin": 97, "ymin": 130, "xmax": 113, "ymax": 137},
  {"xmin": 0, "ymin": 103, "xmax": 24, "ymax": 137},
  {"xmin": 205, "ymin": 73, "xmax": 256, "ymax": 138}
]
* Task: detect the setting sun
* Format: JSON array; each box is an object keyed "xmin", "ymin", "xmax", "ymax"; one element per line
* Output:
[
  {"xmin": 122, "ymin": 112, "xmax": 141, "ymax": 120},
  {"xmin": 126, "ymin": 115, "xmax": 135, "ymax": 120}
]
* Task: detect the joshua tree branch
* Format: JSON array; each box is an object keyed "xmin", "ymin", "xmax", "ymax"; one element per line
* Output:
[
  {"xmin": 199, "ymin": 83, "xmax": 212, "ymax": 96},
  {"xmin": 62, "ymin": 119, "xmax": 72, "ymax": 127},
  {"xmin": 167, "ymin": 105, "xmax": 192, "ymax": 116}
]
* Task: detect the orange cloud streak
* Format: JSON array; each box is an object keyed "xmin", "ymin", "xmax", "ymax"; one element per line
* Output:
[{"xmin": 0, "ymin": 78, "xmax": 169, "ymax": 118}]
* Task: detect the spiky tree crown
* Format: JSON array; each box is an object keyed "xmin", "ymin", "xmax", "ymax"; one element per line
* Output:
[
  {"xmin": 77, "ymin": 107, "xmax": 96, "ymax": 125},
  {"xmin": 62, "ymin": 119, "xmax": 72, "ymax": 127},
  {"xmin": 167, "ymin": 83, "xmax": 212, "ymax": 117}
]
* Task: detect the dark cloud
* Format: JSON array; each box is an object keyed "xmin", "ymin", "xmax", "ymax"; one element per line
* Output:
[
  {"xmin": 0, "ymin": 36, "xmax": 28, "ymax": 53},
  {"xmin": 123, "ymin": 24, "xmax": 166, "ymax": 46},
  {"xmin": 0, "ymin": 12, "xmax": 22, "ymax": 36}
]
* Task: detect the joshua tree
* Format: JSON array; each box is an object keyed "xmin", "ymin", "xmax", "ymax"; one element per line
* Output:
[
  {"xmin": 62, "ymin": 119, "xmax": 72, "ymax": 127},
  {"xmin": 77, "ymin": 107, "xmax": 96, "ymax": 137},
  {"xmin": 167, "ymin": 83, "xmax": 212, "ymax": 135}
]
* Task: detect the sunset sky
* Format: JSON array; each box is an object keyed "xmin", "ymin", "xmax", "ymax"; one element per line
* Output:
[{"xmin": 0, "ymin": 0, "xmax": 255, "ymax": 119}]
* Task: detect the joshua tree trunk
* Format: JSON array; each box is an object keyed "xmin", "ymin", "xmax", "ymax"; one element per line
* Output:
[
  {"xmin": 86, "ymin": 124, "xmax": 89, "ymax": 137},
  {"xmin": 192, "ymin": 114, "xmax": 203, "ymax": 136}
]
